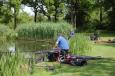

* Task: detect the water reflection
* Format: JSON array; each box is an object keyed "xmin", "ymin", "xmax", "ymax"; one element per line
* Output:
[
  {"xmin": 0, "ymin": 40, "xmax": 53, "ymax": 52},
  {"xmin": 8, "ymin": 45, "xmax": 15, "ymax": 52}
]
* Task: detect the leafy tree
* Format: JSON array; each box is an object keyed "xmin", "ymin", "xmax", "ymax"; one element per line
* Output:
[
  {"xmin": 65, "ymin": 0, "xmax": 92, "ymax": 30},
  {"xmin": 22, "ymin": 0, "xmax": 65, "ymax": 22},
  {"xmin": 103, "ymin": 0, "xmax": 115, "ymax": 30},
  {"xmin": 18, "ymin": 12, "xmax": 33, "ymax": 23},
  {"xmin": 22, "ymin": 0, "xmax": 40, "ymax": 22},
  {"xmin": 9, "ymin": 0, "xmax": 22, "ymax": 30},
  {"xmin": 0, "ymin": 0, "xmax": 12, "ymax": 24}
]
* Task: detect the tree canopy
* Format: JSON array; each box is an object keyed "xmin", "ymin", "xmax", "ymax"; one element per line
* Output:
[{"xmin": 0, "ymin": 0, "xmax": 115, "ymax": 31}]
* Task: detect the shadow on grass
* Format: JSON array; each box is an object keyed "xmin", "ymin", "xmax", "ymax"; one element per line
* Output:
[
  {"xmin": 51, "ymin": 58, "xmax": 115, "ymax": 76},
  {"xmin": 100, "ymin": 32, "xmax": 115, "ymax": 37},
  {"xmin": 103, "ymin": 43, "xmax": 115, "ymax": 48}
]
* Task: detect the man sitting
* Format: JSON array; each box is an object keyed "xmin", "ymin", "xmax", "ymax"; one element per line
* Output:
[{"xmin": 55, "ymin": 32, "xmax": 69, "ymax": 62}]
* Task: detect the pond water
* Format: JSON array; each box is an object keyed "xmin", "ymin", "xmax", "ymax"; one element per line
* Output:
[{"xmin": 0, "ymin": 40, "xmax": 53, "ymax": 52}]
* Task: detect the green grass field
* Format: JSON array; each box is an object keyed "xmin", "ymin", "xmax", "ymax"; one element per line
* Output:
[
  {"xmin": 90, "ymin": 43, "xmax": 115, "ymax": 58},
  {"xmin": 32, "ymin": 35, "xmax": 115, "ymax": 76}
]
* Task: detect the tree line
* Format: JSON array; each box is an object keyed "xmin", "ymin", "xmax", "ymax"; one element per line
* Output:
[{"xmin": 0, "ymin": 0, "xmax": 115, "ymax": 31}]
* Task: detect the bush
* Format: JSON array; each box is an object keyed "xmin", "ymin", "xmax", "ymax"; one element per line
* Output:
[{"xmin": 0, "ymin": 24, "xmax": 9, "ymax": 37}]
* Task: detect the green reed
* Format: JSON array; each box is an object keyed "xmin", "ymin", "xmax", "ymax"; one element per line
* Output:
[
  {"xmin": 0, "ymin": 52, "xmax": 30, "ymax": 76},
  {"xmin": 69, "ymin": 33, "xmax": 92, "ymax": 55},
  {"xmin": 16, "ymin": 22, "xmax": 72, "ymax": 40}
]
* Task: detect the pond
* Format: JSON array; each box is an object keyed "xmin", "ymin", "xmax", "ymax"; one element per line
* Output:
[{"xmin": 0, "ymin": 39, "xmax": 53, "ymax": 52}]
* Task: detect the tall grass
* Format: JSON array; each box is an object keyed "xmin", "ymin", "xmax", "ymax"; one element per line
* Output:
[
  {"xmin": 0, "ymin": 52, "xmax": 29, "ymax": 76},
  {"xmin": 16, "ymin": 22, "xmax": 72, "ymax": 40},
  {"xmin": 69, "ymin": 33, "xmax": 92, "ymax": 55}
]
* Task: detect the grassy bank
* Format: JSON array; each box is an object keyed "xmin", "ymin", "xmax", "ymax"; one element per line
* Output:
[
  {"xmin": 32, "ymin": 42, "xmax": 115, "ymax": 76},
  {"xmin": 32, "ymin": 33, "xmax": 115, "ymax": 76}
]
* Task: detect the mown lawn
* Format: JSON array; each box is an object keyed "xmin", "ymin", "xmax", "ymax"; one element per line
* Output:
[
  {"xmin": 90, "ymin": 43, "xmax": 115, "ymax": 58},
  {"xmin": 32, "ymin": 35, "xmax": 115, "ymax": 76}
]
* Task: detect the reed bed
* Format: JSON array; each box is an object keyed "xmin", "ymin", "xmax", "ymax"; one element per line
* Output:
[
  {"xmin": 16, "ymin": 22, "xmax": 72, "ymax": 40},
  {"xmin": 0, "ymin": 52, "xmax": 30, "ymax": 76},
  {"xmin": 69, "ymin": 33, "xmax": 92, "ymax": 55}
]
